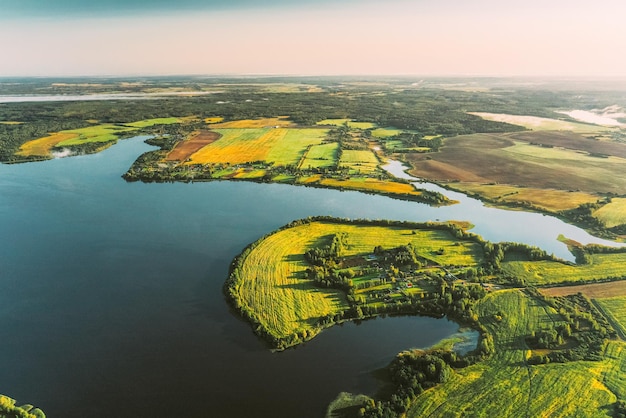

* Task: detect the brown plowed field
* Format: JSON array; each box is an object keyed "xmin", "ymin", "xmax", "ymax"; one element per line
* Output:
[
  {"xmin": 166, "ymin": 131, "xmax": 221, "ymax": 161},
  {"xmin": 404, "ymin": 133, "xmax": 626, "ymax": 194},
  {"xmin": 540, "ymin": 280, "xmax": 626, "ymax": 298},
  {"xmin": 509, "ymin": 131, "xmax": 626, "ymax": 159}
]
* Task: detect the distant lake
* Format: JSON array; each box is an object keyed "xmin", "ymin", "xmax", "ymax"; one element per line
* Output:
[
  {"xmin": 0, "ymin": 92, "xmax": 216, "ymax": 103},
  {"xmin": 0, "ymin": 137, "xmax": 622, "ymax": 417}
]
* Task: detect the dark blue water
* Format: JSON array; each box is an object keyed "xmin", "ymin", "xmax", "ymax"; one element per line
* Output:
[
  {"xmin": 0, "ymin": 137, "xmax": 463, "ymax": 418},
  {"xmin": 2, "ymin": 136, "xmax": 620, "ymax": 417}
]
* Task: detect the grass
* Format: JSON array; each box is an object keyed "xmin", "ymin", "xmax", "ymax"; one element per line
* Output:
[
  {"xmin": 594, "ymin": 198, "xmax": 626, "ymax": 228},
  {"xmin": 339, "ymin": 149, "xmax": 379, "ymax": 174},
  {"xmin": 595, "ymin": 296, "xmax": 626, "ymax": 339},
  {"xmin": 316, "ymin": 119, "xmax": 376, "ymax": 129},
  {"xmin": 407, "ymin": 289, "xmax": 618, "ymax": 417},
  {"xmin": 448, "ymin": 182, "xmax": 599, "ymax": 211},
  {"xmin": 231, "ymin": 220, "xmax": 483, "ymax": 343},
  {"xmin": 266, "ymin": 128, "xmax": 328, "ymax": 166},
  {"xmin": 300, "ymin": 142, "xmax": 339, "ymax": 169},
  {"xmin": 371, "ymin": 127, "xmax": 403, "ymax": 138},
  {"xmin": 501, "ymin": 252, "xmax": 626, "ymax": 286},
  {"xmin": 17, "ymin": 117, "xmax": 185, "ymax": 157},
  {"xmin": 123, "ymin": 117, "xmax": 181, "ymax": 128}
]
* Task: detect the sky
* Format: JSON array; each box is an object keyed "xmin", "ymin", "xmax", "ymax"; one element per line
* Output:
[{"xmin": 0, "ymin": 0, "xmax": 625, "ymax": 77}]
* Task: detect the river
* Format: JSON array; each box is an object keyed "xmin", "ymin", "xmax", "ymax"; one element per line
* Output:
[{"xmin": 0, "ymin": 137, "xmax": 621, "ymax": 417}]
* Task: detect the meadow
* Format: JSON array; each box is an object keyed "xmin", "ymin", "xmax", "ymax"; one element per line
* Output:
[
  {"xmin": 501, "ymin": 252, "xmax": 626, "ymax": 286},
  {"xmin": 16, "ymin": 118, "xmax": 182, "ymax": 158},
  {"xmin": 406, "ymin": 290, "xmax": 619, "ymax": 418}
]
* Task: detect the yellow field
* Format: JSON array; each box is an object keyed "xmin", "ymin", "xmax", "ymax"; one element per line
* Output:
[
  {"xmin": 210, "ymin": 117, "xmax": 294, "ymax": 128},
  {"xmin": 204, "ymin": 117, "xmax": 224, "ymax": 124},
  {"xmin": 16, "ymin": 132, "xmax": 78, "ymax": 157},
  {"xmin": 339, "ymin": 149, "xmax": 380, "ymax": 174},
  {"xmin": 319, "ymin": 178, "xmax": 421, "ymax": 197},
  {"xmin": 594, "ymin": 198, "xmax": 626, "ymax": 228},
  {"xmin": 187, "ymin": 128, "xmax": 286, "ymax": 164},
  {"xmin": 448, "ymin": 182, "xmax": 599, "ymax": 211},
  {"xmin": 469, "ymin": 112, "xmax": 609, "ymax": 133}
]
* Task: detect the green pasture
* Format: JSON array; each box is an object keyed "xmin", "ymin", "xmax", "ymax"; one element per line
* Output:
[
  {"xmin": 408, "ymin": 290, "xmax": 617, "ymax": 417},
  {"xmin": 123, "ymin": 117, "xmax": 181, "ymax": 128},
  {"xmin": 501, "ymin": 252, "xmax": 626, "ymax": 286},
  {"xmin": 339, "ymin": 149, "xmax": 379, "ymax": 174},
  {"xmin": 595, "ymin": 296, "xmax": 626, "ymax": 338},
  {"xmin": 266, "ymin": 128, "xmax": 328, "ymax": 166},
  {"xmin": 55, "ymin": 124, "xmax": 134, "ymax": 146},
  {"xmin": 300, "ymin": 142, "xmax": 339, "ymax": 168},
  {"xmin": 316, "ymin": 119, "xmax": 376, "ymax": 129},
  {"xmin": 371, "ymin": 127, "xmax": 403, "ymax": 138}
]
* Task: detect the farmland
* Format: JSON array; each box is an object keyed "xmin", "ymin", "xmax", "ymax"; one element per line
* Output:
[
  {"xmin": 16, "ymin": 118, "xmax": 182, "ymax": 158},
  {"xmin": 500, "ymin": 251, "xmax": 626, "ymax": 286},
  {"xmin": 403, "ymin": 289, "xmax": 621, "ymax": 418}
]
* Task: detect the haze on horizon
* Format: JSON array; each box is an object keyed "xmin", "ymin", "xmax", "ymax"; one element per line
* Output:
[{"xmin": 0, "ymin": 0, "xmax": 624, "ymax": 78}]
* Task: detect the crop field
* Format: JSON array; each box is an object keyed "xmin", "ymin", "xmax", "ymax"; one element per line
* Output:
[
  {"xmin": 299, "ymin": 142, "xmax": 339, "ymax": 168},
  {"xmin": 469, "ymin": 112, "xmax": 608, "ymax": 133},
  {"xmin": 166, "ymin": 130, "xmax": 221, "ymax": 161},
  {"xmin": 265, "ymin": 128, "xmax": 328, "ymax": 166},
  {"xmin": 319, "ymin": 177, "xmax": 422, "ymax": 197},
  {"xmin": 232, "ymin": 221, "xmax": 483, "ymax": 342},
  {"xmin": 405, "ymin": 133, "xmax": 626, "ymax": 195},
  {"xmin": 541, "ymin": 280, "xmax": 626, "ymax": 299},
  {"xmin": 593, "ymin": 198, "xmax": 626, "ymax": 228},
  {"xmin": 601, "ymin": 341, "xmax": 626, "ymax": 399},
  {"xmin": 408, "ymin": 290, "xmax": 617, "ymax": 417},
  {"xmin": 204, "ymin": 117, "xmax": 224, "ymax": 124},
  {"xmin": 187, "ymin": 128, "xmax": 285, "ymax": 164},
  {"xmin": 186, "ymin": 128, "xmax": 328, "ymax": 166},
  {"xmin": 123, "ymin": 117, "xmax": 181, "ymax": 128},
  {"xmin": 594, "ymin": 296, "xmax": 626, "ymax": 338},
  {"xmin": 316, "ymin": 119, "xmax": 376, "ymax": 129},
  {"xmin": 509, "ymin": 130, "xmax": 626, "ymax": 160},
  {"xmin": 447, "ymin": 182, "xmax": 599, "ymax": 211},
  {"xmin": 501, "ymin": 252, "xmax": 626, "ymax": 286},
  {"xmin": 371, "ymin": 127, "xmax": 403, "ymax": 138},
  {"xmin": 17, "ymin": 118, "xmax": 184, "ymax": 157},
  {"xmin": 339, "ymin": 149, "xmax": 379, "ymax": 174},
  {"xmin": 210, "ymin": 117, "xmax": 294, "ymax": 128},
  {"xmin": 16, "ymin": 132, "xmax": 78, "ymax": 157}
]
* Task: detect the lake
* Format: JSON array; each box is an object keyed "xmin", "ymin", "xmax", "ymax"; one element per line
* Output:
[{"xmin": 0, "ymin": 137, "xmax": 620, "ymax": 417}]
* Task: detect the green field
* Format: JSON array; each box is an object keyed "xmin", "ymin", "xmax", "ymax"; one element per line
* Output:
[
  {"xmin": 339, "ymin": 149, "xmax": 379, "ymax": 174},
  {"xmin": 595, "ymin": 296, "xmax": 626, "ymax": 339},
  {"xmin": 300, "ymin": 142, "xmax": 339, "ymax": 168},
  {"xmin": 500, "ymin": 252, "xmax": 626, "ymax": 286},
  {"xmin": 371, "ymin": 127, "xmax": 403, "ymax": 138},
  {"xmin": 407, "ymin": 290, "xmax": 618, "ymax": 417},
  {"xmin": 316, "ymin": 119, "xmax": 377, "ymax": 129},
  {"xmin": 266, "ymin": 128, "xmax": 329, "ymax": 166}
]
